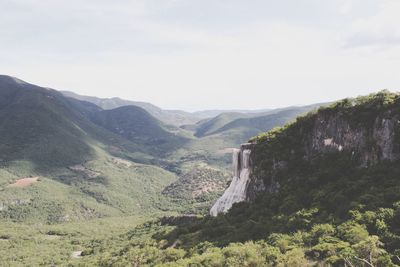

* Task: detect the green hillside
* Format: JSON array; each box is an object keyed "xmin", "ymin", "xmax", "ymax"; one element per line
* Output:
[
  {"xmin": 194, "ymin": 112, "xmax": 250, "ymax": 137},
  {"xmin": 0, "ymin": 75, "xmax": 171, "ymax": 169},
  {"xmin": 91, "ymin": 105, "xmax": 188, "ymax": 156},
  {"xmin": 0, "ymin": 75, "xmax": 184, "ymax": 225},
  {"xmin": 0, "ymin": 75, "xmax": 96, "ymax": 169},
  {"xmin": 212, "ymin": 105, "xmax": 321, "ymax": 136}
]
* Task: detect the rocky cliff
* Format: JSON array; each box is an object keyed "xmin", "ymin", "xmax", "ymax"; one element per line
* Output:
[
  {"xmin": 246, "ymin": 91, "xmax": 400, "ymax": 202},
  {"xmin": 211, "ymin": 91, "xmax": 400, "ymax": 215}
]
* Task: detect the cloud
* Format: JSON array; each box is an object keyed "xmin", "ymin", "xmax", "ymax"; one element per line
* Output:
[
  {"xmin": 0, "ymin": 0, "xmax": 399, "ymax": 110},
  {"xmin": 344, "ymin": 0, "xmax": 400, "ymax": 48}
]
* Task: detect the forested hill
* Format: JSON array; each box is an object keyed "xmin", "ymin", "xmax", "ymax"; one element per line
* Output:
[{"xmin": 142, "ymin": 91, "xmax": 400, "ymax": 266}]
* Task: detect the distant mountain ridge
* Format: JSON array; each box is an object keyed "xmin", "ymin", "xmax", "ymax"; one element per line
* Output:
[
  {"xmin": 61, "ymin": 91, "xmax": 204, "ymax": 126},
  {"xmin": 192, "ymin": 104, "xmax": 325, "ymax": 143},
  {"xmin": 61, "ymin": 91, "xmax": 310, "ymax": 127}
]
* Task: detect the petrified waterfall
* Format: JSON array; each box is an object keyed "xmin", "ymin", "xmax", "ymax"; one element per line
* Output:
[{"xmin": 210, "ymin": 145, "xmax": 252, "ymax": 216}]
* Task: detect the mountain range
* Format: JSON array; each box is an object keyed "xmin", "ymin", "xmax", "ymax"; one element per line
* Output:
[{"xmin": 62, "ymin": 90, "xmax": 276, "ymax": 127}]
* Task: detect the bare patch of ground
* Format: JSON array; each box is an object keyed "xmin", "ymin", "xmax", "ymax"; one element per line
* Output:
[
  {"xmin": 111, "ymin": 157, "xmax": 132, "ymax": 167},
  {"xmin": 8, "ymin": 177, "xmax": 39, "ymax": 188},
  {"xmin": 0, "ymin": 235, "xmax": 10, "ymax": 241},
  {"xmin": 71, "ymin": 251, "xmax": 82, "ymax": 259}
]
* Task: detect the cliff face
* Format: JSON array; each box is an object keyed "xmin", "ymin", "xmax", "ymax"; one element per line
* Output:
[
  {"xmin": 306, "ymin": 111, "xmax": 399, "ymax": 165},
  {"xmin": 246, "ymin": 92, "xmax": 400, "ymax": 202},
  {"xmin": 210, "ymin": 144, "xmax": 254, "ymax": 216}
]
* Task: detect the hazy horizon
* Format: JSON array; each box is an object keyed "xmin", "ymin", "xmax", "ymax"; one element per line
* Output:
[
  {"xmin": 1, "ymin": 0, "xmax": 400, "ymax": 111},
  {"xmin": 5, "ymin": 73, "xmax": 392, "ymax": 113}
]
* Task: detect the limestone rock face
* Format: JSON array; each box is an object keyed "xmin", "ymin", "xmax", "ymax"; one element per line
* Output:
[
  {"xmin": 210, "ymin": 143, "xmax": 255, "ymax": 216},
  {"xmin": 245, "ymin": 104, "xmax": 400, "ymax": 202},
  {"xmin": 306, "ymin": 112, "xmax": 400, "ymax": 166}
]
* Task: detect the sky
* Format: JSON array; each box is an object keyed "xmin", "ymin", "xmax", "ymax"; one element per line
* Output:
[{"xmin": 1, "ymin": 0, "xmax": 400, "ymax": 111}]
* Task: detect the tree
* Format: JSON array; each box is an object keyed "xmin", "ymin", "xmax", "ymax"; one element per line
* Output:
[
  {"xmin": 278, "ymin": 248, "xmax": 311, "ymax": 267},
  {"xmin": 340, "ymin": 236, "xmax": 389, "ymax": 267}
]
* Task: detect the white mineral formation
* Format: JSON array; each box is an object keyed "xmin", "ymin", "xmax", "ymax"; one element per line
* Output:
[{"xmin": 210, "ymin": 146, "xmax": 252, "ymax": 216}]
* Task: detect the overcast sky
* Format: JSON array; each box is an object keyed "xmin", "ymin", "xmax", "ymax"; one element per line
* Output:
[{"xmin": 1, "ymin": 0, "xmax": 400, "ymax": 111}]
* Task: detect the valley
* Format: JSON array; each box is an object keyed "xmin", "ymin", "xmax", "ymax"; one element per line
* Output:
[{"xmin": 1, "ymin": 75, "xmax": 399, "ymax": 266}]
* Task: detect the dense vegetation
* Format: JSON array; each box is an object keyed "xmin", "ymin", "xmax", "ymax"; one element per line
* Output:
[
  {"xmin": 194, "ymin": 112, "xmax": 251, "ymax": 137},
  {"xmin": 65, "ymin": 203, "xmax": 400, "ymax": 266},
  {"xmin": 162, "ymin": 163, "xmax": 230, "ymax": 214}
]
